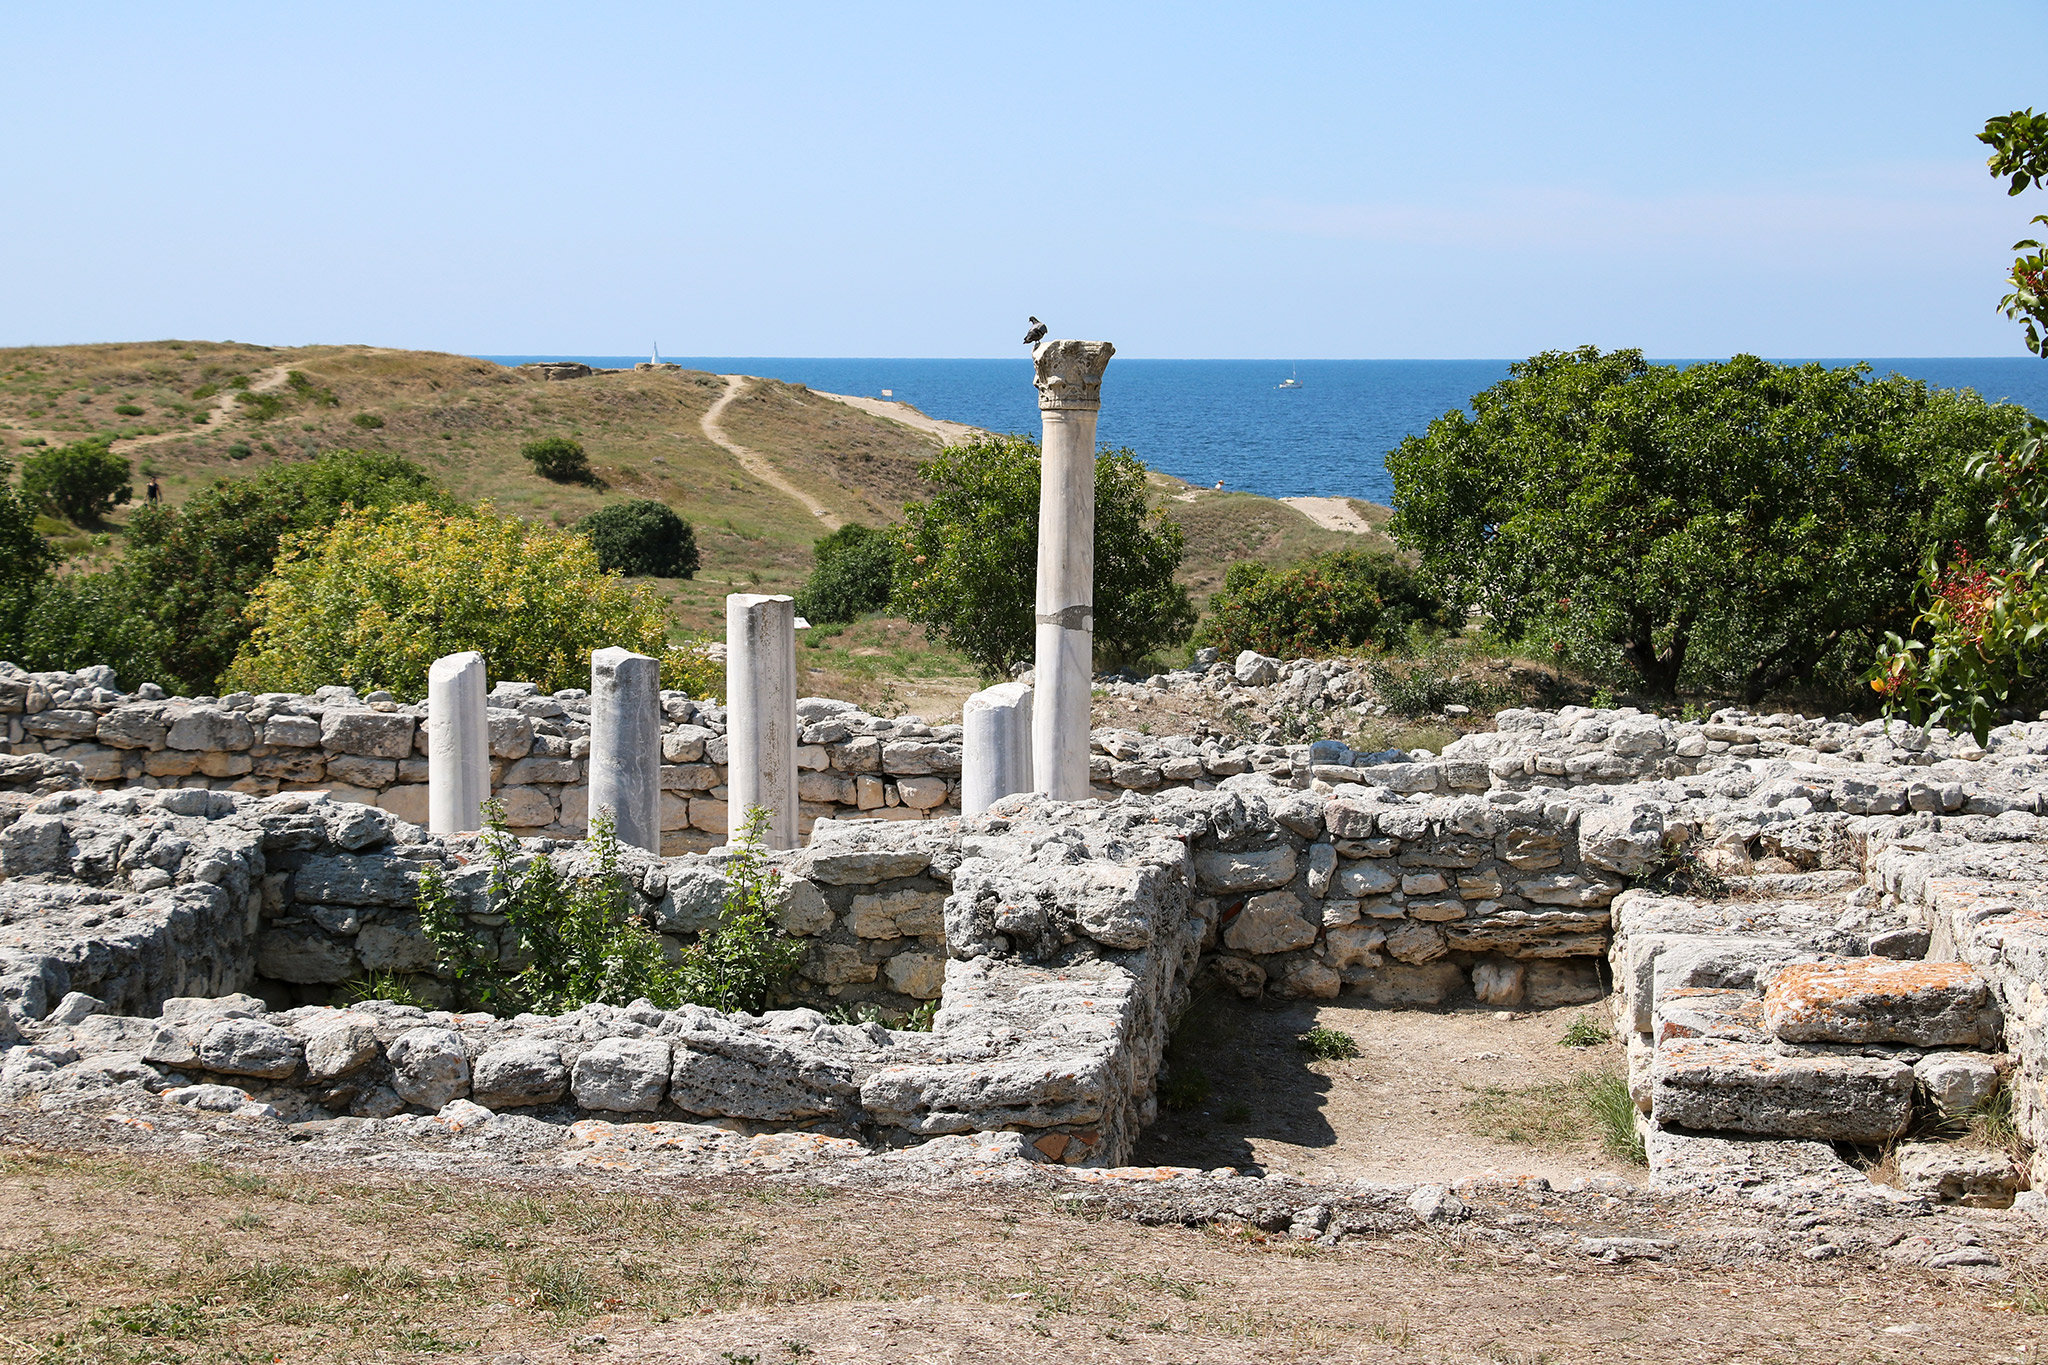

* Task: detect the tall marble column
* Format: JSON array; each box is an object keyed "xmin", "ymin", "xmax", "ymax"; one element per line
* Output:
[
  {"xmin": 589, "ymin": 646, "xmax": 662, "ymax": 853},
  {"xmin": 1030, "ymin": 338, "xmax": 1115, "ymax": 801},
  {"xmin": 726, "ymin": 593, "xmax": 799, "ymax": 849},
  {"xmin": 961, "ymin": 681, "xmax": 1033, "ymax": 815},
  {"xmin": 426, "ymin": 650, "xmax": 489, "ymax": 834}
]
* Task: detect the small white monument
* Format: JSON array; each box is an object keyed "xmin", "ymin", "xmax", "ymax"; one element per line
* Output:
[
  {"xmin": 426, "ymin": 651, "xmax": 489, "ymax": 834},
  {"xmin": 726, "ymin": 593, "xmax": 800, "ymax": 848}
]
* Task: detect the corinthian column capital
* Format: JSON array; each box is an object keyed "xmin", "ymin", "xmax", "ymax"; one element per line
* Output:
[{"xmin": 1032, "ymin": 339, "xmax": 1116, "ymax": 411}]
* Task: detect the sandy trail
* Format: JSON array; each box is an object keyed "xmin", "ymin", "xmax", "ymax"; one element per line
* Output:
[
  {"xmin": 1281, "ymin": 495, "xmax": 1377, "ymax": 534},
  {"xmin": 701, "ymin": 374, "xmax": 844, "ymax": 531},
  {"xmin": 812, "ymin": 390, "xmax": 984, "ymax": 446},
  {"xmin": 114, "ymin": 362, "xmax": 293, "ymax": 453}
]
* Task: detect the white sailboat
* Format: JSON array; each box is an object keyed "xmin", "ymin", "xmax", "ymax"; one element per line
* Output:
[{"xmin": 1277, "ymin": 364, "xmax": 1302, "ymax": 390}]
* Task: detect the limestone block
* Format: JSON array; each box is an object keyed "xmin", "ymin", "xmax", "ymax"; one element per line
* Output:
[
  {"xmin": 661, "ymin": 725, "xmax": 712, "ymax": 762},
  {"xmin": 834, "ymin": 736, "xmax": 882, "ymax": 772},
  {"xmin": 70, "ymin": 1014, "xmax": 192, "ymax": 1066},
  {"xmin": 667, "ymin": 1027, "xmax": 857, "ymax": 1122},
  {"xmin": 487, "ymin": 711, "xmax": 535, "ymax": 759},
  {"xmin": 571, "ymin": 1037, "xmax": 670, "ymax": 1112},
  {"xmin": 1336, "ymin": 861, "xmax": 1398, "ymax": 897},
  {"xmin": 254, "ymin": 750, "xmax": 326, "ymax": 781},
  {"xmin": 24, "ymin": 709, "xmax": 99, "ymax": 741},
  {"xmin": 1358, "ymin": 960, "xmax": 1465, "ymax": 1005},
  {"xmin": 850, "ymin": 888, "xmax": 946, "ymax": 939},
  {"xmin": 774, "ymin": 878, "xmax": 833, "ymax": 936},
  {"xmin": 96, "ymin": 708, "xmax": 168, "ymax": 750},
  {"xmin": 388, "ymin": 1027, "xmax": 471, "ymax": 1108},
  {"xmin": 472, "ymin": 1039, "xmax": 569, "ymax": 1108},
  {"xmin": 1915, "ymin": 1051, "xmax": 2001, "ymax": 1115},
  {"xmin": 1384, "ymin": 921, "xmax": 1448, "ymax": 964},
  {"xmin": 1895, "ymin": 1143, "xmax": 2024, "ymax": 1207},
  {"xmin": 1578, "ymin": 803, "xmax": 1666, "ymax": 878},
  {"xmin": 1501, "ymin": 829, "xmax": 1565, "ymax": 871},
  {"xmin": 1654, "ymin": 987, "xmax": 1768, "ymax": 1045},
  {"xmin": 1194, "ymin": 844, "xmax": 1297, "ymax": 893},
  {"xmin": 144, "ymin": 749, "xmax": 202, "ymax": 777},
  {"xmin": 255, "ymin": 930, "xmax": 357, "ymax": 984},
  {"xmin": 804, "ymin": 941, "xmax": 878, "ymax": 985},
  {"xmin": 798, "ymin": 771, "xmax": 856, "ymax": 805},
  {"xmin": 263, "ymin": 715, "xmax": 323, "ymax": 748},
  {"xmin": 303, "ymin": 1021, "xmax": 381, "ymax": 1081},
  {"xmin": 326, "ymin": 754, "xmax": 395, "ymax": 787},
  {"xmin": 660, "ymin": 790, "xmax": 690, "ymax": 831},
  {"xmin": 293, "ymin": 854, "xmax": 423, "ymax": 907},
  {"xmin": 1234, "ymin": 650, "xmax": 1279, "ymax": 685},
  {"xmin": 1763, "ymin": 959, "xmax": 1999, "ymax": 1047},
  {"xmin": 1515, "ymin": 872, "xmax": 1622, "ymax": 906},
  {"xmin": 356, "ymin": 922, "xmax": 439, "ymax": 973},
  {"xmin": 796, "ymin": 847, "xmax": 931, "ymax": 885},
  {"xmin": 166, "ymin": 706, "xmax": 256, "ymax": 751},
  {"xmin": 193, "ymin": 751, "xmax": 252, "ymax": 779},
  {"xmin": 322, "ymin": 709, "xmax": 415, "ymax": 759},
  {"xmin": 1223, "ymin": 891, "xmax": 1318, "ymax": 954},
  {"xmin": 496, "ymin": 785, "xmax": 556, "ymax": 828},
  {"xmin": 882, "ymin": 952, "xmax": 946, "ymax": 999},
  {"xmin": 1406, "ymin": 899, "xmax": 1468, "ymax": 923},
  {"xmin": 1323, "ymin": 923, "xmax": 1385, "ymax": 970},
  {"xmin": 1276, "ymin": 959, "xmax": 1340, "ymax": 999},
  {"xmin": 55, "ymin": 744, "xmax": 123, "ymax": 781},
  {"xmin": 1208, "ymin": 955, "xmax": 1266, "ymax": 998},
  {"xmin": 1471, "ymin": 961, "xmax": 1525, "ymax": 1006},
  {"xmin": 688, "ymin": 798, "xmax": 728, "ymax": 833},
  {"xmin": 650, "ymin": 863, "xmax": 727, "ymax": 934},
  {"xmin": 378, "ymin": 783, "xmax": 429, "ymax": 826},
  {"xmin": 855, "ymin": 775, "xmax": 885, "ymax": 809},
  {"xmin": 1160, "ymin": 755, "xmax": 1203, "ymax": 781},
  {"xmin": 880, "ymin": 740, "xmax": 940, "ymax": 775},
  {"xmin": 1320, "ymin": 898, "xmax": 1361, "ymax": 927},
  {"xmin": 1305, "ymin": 842, "xmax": 1336, "ymax": 897},
  {"xmin": 1649, "ymin": 1037, "xmax": 1912, "ymax": 1143},
  {"xmin": 797, "ymin": 744, "xmax": 829, "ymax": 771},
  {"xmin": 1457, "ymin": 870, "xmax": 1505, "ymax": 899},
  {"xmin": 896, "ymin": 774, "xmax": 949, "ymax": 809},
  {"xmin": 198, "ymin": 1018, "xmax": 303, "ymax": 1079},
  {"xmin": 1400, "ymin": 871, "xmax": 1449, "ymax": 895},
  {"xmin": 504, "ymin": 756, "xmax": 580, "ymax": 785},
  {"xmin": 662, "ymin": 762, "xmax": 719, "ymax": 791}
]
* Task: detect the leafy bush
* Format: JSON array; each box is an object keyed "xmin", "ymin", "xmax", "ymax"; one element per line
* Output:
[
  {"xmin": 794, "ymin": 523, "xmax": 896, "ymax": 624},
  {"xmin": 284, "ymin": 370, "xmax": 338, "ymax": 406},
  {"xmin": 224, "ymin": 502, "xmax": 670, "ymax": 698},
  {"xmin": 522, "ymin": 436, "xmax": 592, "ymax": 483},
  {"xmin": 416, "ymin": 805, "xmax": 682, "ymax": 1015},
  {"xmin": 123, "ymin": 450, "xmax": 450, "ymax": 693},
  {"xmin": 1388, "ymin": 347, "xmax": 2028, "ymax": 699},
  {"xmin": 351, "ymin": 413, "xmax": 385, "ymax": 429},
  {"xmin": 113, "ymin": 403, "xmax": 143, "ymax": 417},
  {"xmin": 893, "ymin": 435, "xmax": 1194, "ymax": 678},
  {"xmin": 1296, "ymin": 1026, "xmax": 1359, "ymax": 1060},
  {"xmin": 4, "ymin": 570, "xmax": 171, "ymax": 691},
  {"xmin": 19, "ymin": 439, "xmax": 132, "ymax": 523},
  {"xmin": 190, "ymin": 382, "xmax": 219, "ymax": 401},
  {"xmin": 1559, "ymin": 1014, "xmax": 1609, "ymax": 1048},
  {"xmin": 673, "ymin": 807, "xmax": 807, "ymax": 1015},
  {"xmin": 1198, "ymin": 548, "xmax": 1446, "ymax": 659},
  {"xmin": 574, "ymin": 499, "xmax": 699, "ymax": 578},
  {"xmin": 1363, "ymin": 643, "xmax": 1493, "ymax": 717},
  {"xmin": 236, "ymin": 391, "xmax": 284, "ymax": 422},
  {"xmin": 226, "ymin": 442, "xmax": 253, "ymax": 460},
  {"xmin": 660, "ymin": 639, "xmax": 724, "ymax": 700},
  {"xmin": 0, "ymin": 457, "xmax": 59, "ymax": 655}
]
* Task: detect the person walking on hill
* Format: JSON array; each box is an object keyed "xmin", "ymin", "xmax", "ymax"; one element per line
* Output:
[{"xmin": 145, "ymin": 477, "xmax": 161, "ymax": 505}]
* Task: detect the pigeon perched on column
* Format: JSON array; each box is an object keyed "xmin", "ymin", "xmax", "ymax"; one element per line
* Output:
[{"xmin": 1022, "ymin": 316, "xmax": 1048, "ymax": 345}]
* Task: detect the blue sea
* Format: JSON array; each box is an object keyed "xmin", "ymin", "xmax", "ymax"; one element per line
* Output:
[{"xmin": 478, "ymin": 355, "xmax": 2048, "ymax": 503}]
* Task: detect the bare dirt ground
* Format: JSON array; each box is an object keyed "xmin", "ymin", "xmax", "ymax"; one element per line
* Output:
[
  {"xmin": 0, "ymin": 1139, "xmax": 2039, "ymax": 1365},
  {"xmin": 1136, "ymin": 997, "xmax": 1641, "ymax": 1187},
  {"xmin": 813, "ymin": 390, "xmax": 984, "ymax": 447},
  {"xmin": 1280, "ymin": 495, "xmax": 1382, "ymax": 536},
  {"xmin": 701, "ymin": 376, "xmax": 846, "ymax": 533}
]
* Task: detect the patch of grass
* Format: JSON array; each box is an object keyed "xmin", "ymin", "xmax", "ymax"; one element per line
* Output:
[
  {"xmin": 1464, "ymin": 1068, "xmax": 1645, "ymax": 1164},
  {"xmin": 337, "ymin": 970, "xmax": 429, "ymax": 1007},
  {"xmin": 1365, "ymin": 642, "xmax": 1499, "ymax": 717},
  {"xmin": 1297, "ymin": 1026, "xmax": 1359, "ymax": 1061},
  {"xmin": 1559, "ymin": 1013, "xmax": 1609, "ymax": 1048}
]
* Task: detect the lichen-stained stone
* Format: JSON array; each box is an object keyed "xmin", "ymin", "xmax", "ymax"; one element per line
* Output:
[
  {"xmin": 0, "ymin": 815, "xmax": 67, "ymax": 876},
  {"xmin": 804, "ymin": 941, "xmax": 877, "ymax": 985},
  {"xmin": 320, "ymin": 709, "xmax": 415, "ymax": 760},
  {"xmin": 882, "ymin": 952, "xmax": 946, "ymax": 999},
  {"xmin": 486, "ymin": 710, "xmax": 535, "ymax": 759},
  {"xmin": 198, "ymin": 1018, "xmax": 303, "ymax": 1079},
  {"xmin": 303, "ymin": 1020, "xmax": 381, "ymax": 1081},
  {"xmin": 668, "ymin": 1023, "xmax": 858, "ymax": 1121},
  {"xmin": 262, "ymin": 715, "xmax": 323, "ymax": 748},
  {"xmin": 167, "ymin": 706, "xmax": 254, "ymax": 752},
  {"xmin": 354, "ymin": 922, "xmax": 438, "ymax": 973},
  {"xmin": 1763, "ymin": 959, "xmax": 2000, "ymax": 1047},
  {"xmin": 472, "ymin": 1038, "xmax": 570, "ymax": 1108},
  {"xmin": 388, "ymin": 1026, "xmax": 471, "ymax": 1108},
  {"xmin": 1650, "ymin": 1037, "xmax": 1913, "ymax": 1142},
  {"xmin": 570, "ymin": 1037, "xmax": 669, "ymax": 1112},
  {"xmin": 1653, "ymin": 987, "xmax": 1769, "ymax": 1046},
  {"xmin": 1223, "ymin": 890, "xmax": 1317, "ymax": 954},
  {"xmin": 850, "ymin": 888, "xmax": 947, "ymax": 939},
  {"xmin": 1194, "ymin": 844, "xmax": 1296, "ymax": 893}
]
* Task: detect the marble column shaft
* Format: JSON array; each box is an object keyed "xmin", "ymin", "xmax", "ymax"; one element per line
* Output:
[
  {"xmin": 589, "ymin": 646, "xmax": 662, "ymax": 853},
  {"xmin": 961, "ymin": 681, "xmax": 1034, "ymax": 814},
  {"xmin": 426, "ymin": 650, "xmax": 489, "ymax": 834},
  {"xmin": 726, "ymin": 593, "xmax": 799, "ymax": 849}
]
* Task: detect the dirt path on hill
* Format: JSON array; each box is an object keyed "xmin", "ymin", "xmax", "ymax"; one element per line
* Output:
[
  {"xmin": 702, "ymin": 374, "xmax": 844, "ymax": 531},
  {"xmin": 813, "ymin": 389, "xmax": 985, "ymax": 446},
  {"xmin": 1281, "ymin": 495, "xmax": 1376, "ymax": 534},
  {"xmin": 114, "ymin": 361, "xmax": 293, "ymax": 453}
]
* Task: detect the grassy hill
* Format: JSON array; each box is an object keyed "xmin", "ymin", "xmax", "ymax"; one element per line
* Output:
[{"xmin": 0, "ymin": 340, "xmax": 1385, "ymax": 707}]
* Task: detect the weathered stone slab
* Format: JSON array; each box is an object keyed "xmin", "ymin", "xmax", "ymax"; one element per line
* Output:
[
  {"xmin": 1650, "ymin": 1037, "xmax": 1912, "ymax": 1142},
  {"xmin": 1763, "ymin": 958, "xmax": 2000, "ymax": 1047},
  {"xmin": 1194, "ymin": 844, "xmax": 1296, "ymax": 892}
]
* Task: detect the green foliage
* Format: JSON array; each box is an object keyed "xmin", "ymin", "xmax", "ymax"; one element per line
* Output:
[
  {"xmin": 236, "ymin": 390, "xmax": 284, "ymax": 422},
  {"xmin": 1199, "ymin": 548, "xmax": 1446, "ymax": 659},
  {"xmin": 1585, "ymin": 1071, "xmax": 1647, "ymax": 1164},
  {"xmin": 19, "ymin": 439, "xmax": 131, "ymax": 523},
  {"xmin": 1981, "ymin": 109, "xmax": 2048, "ymax": 356},
  {"xmin": 660, "ymin": 638, "xmax": 724, "ymax": 700},
  {"xmin": 190, "ymin": 382, "xmax": 220, "ymax": 401},
  {"xmin": 1559, "ymin": 1014, "xmax": 1609, "ymax": 1048},
  {"xmin": 226, "ymin": 441, "xmax": 253, "ymax": 460},
  {"xmin": 351, "ymin": 412, "xmax": 385, "ymax": 429},
  {"xmin": 574, "ymin": 499, "xmax": 699, "ymax": 578},
  {"xmin": 335, "ymin": 971, "xmax": 427, "ymax": 1008},
  {"xmin": 4, "ymin": 569, "xmax": 171, "ymax": 689},
  {"xmin": 1158, "ymin": 1067, "xmax": 1211, "ymax": 1110},
  {"xmin": 794, "ymin": 523, "xmax": 896, "ymax": 624},
  {"xmin": 113, "ymin": 403, "xmax": 143, "ymax": 417},
  {"xmin": 284, "ymin": 370, "xmax": 338, "ymax": 406},
  {"xmin": 0, "ymin": 456, "xmax": 60, "ymax": 657},
  {"xmin": 1364, "ymin": 641, "xmax": 1494, "ymax": 717},
  {"xmin": 893, "ymin": 435, "xmax": 1195, "ymax": 679},
  {"xmin": 522, "ymin": 436, "xmax": 592, "ymax": 483},
  {"xmin": 224, "ymin": 502, "xmax": 671, "ymax": 698},
  {"xmin": 122, "ymin": 449, "xmax": 450, "ymax": 692},
  {"xmin": 674, "ymin": 807, "xmax": 806, "ymax": 1015},
  {"xmin": 1387, "ymin": 347, "xmax": 2028, "ymax": 699},
  {"xmin": 1296, "ymin": 1026, "xmax": 1359, "ymax": 1060},
  {"xmin": 416, "ymin": 804, "xmax": 682, "ymax": 1016}
]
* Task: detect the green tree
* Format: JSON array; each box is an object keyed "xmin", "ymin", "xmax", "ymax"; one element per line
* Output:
[
  {"xmin": 573, "ymin": 498, "xmax": 699, "ymax": 578},
  {"xmin": 7, "ymin": 570, "xmax": 171, "ymax": 692},
  {"xmin": 0, "ymin": 456, "xmax": 59, "ymax": 655},
  {"xmin": 1388, "ymin": 347, "xmax": 2027, "ymax": 699},
  {"xmin": 1198, "ymin": 548, "xmax": 1449, "ymax": 659},
  {"xmin": 522, "ymin": 436, "xmax": 591, "ymax": 483},
  {"xmin": 893, "ymin": 435, "xmax": 1195, "ymax": 679},
  {"xmin": 223, "ymin": 502, "xmax": 671, "ymax": 698},
  {"xmin": 20, "ymin": 440, "xmax": 131, "ymax": 523},
  {"xmin": 794, "ymin": 522, "xmax": 896, "ymax": 623},
  {"xmin": 123, "ymin": 450, "xmax": 450, "ymax": 692},
  {"xmin": 1981, "ymin": 108, "xmax": 2048, "ymax": 355}
]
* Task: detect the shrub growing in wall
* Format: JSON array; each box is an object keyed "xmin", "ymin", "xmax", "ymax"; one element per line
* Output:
[
  {"xmin": 793, "ymin": 522, "xmax": 896, "ymax": 623},
  {"xmin": 223, "ymin": 502, "xmax": 669, "ymax": 697},
  {"xmin": 573, "ymin": 498, "xmax": 699, "ymax": 578}
]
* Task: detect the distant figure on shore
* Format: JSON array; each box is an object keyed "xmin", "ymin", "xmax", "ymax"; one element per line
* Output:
[
  {"xmin": 146, "ymin": 477, "xmax": 161, "ymax": 505},
  {"xmin": 1022, "ymin": 316, "xmax": 1047, "ymax": 346},
  {"xmin": 1214, "ymin": 480, "xmax": 1224, "ymax": 491}
]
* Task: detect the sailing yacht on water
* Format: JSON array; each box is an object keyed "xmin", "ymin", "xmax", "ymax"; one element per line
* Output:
[{"xmin": 1277, "ymin": 364, "xmax": 1303, "ymax": 390}]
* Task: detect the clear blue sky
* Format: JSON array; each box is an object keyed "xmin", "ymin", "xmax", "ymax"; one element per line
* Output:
[{"xmin": 4, "ymin": 2, "xmax": 2043, "ymax": 358}]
